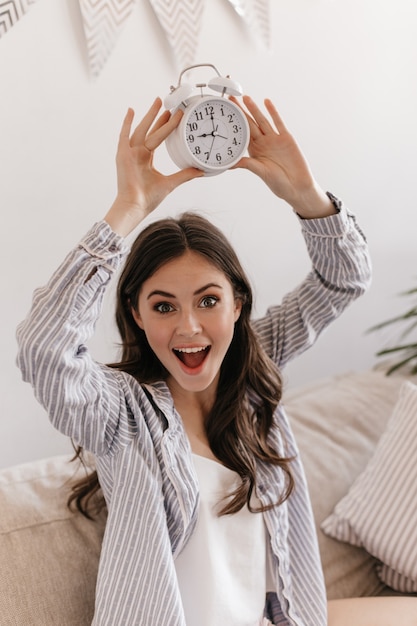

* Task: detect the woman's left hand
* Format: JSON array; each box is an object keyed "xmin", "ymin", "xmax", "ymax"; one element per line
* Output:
[{"xmin": 234, "ymin": 96, "xmax": 335, "ymax": 218}]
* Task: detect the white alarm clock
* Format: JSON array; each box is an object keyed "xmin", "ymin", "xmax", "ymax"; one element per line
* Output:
[{"xmin": 164, "ymin": 64, "xmax": 250, "ymax": 176}]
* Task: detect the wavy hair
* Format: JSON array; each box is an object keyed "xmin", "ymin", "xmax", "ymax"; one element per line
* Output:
[{"xmin": 69, "ymin": 212, "xmax": 294, "ymax": 518}]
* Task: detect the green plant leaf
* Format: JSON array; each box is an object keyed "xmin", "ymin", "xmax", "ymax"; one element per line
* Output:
[{"xmin": 369, "ymin": 284, "xmax": 417, "ymax": 375}]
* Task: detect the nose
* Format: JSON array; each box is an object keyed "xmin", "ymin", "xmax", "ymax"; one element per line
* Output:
[{"xmin": 176, "ymin": 308, "xmax": 202, "ymax": 337}]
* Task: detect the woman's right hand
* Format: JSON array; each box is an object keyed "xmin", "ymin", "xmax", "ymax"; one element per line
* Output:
[{"xmin": 104, "ymin": 98, "xmax": 203, "ymax": 236}]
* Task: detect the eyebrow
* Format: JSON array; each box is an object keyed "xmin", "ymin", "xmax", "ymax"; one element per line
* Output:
[{"xmin": 146, "ymin": 283, "xmax": 224, "ymax": 300}]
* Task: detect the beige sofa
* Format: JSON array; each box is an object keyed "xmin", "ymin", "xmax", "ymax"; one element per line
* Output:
[{"xmin": 1, "ymin": 369, "xmax": 416, "ymax": 625}]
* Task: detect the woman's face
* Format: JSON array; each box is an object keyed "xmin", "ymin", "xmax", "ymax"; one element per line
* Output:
[{"xmin": 132, "ymin": 250, "xmax": 242, "ymax": 397}]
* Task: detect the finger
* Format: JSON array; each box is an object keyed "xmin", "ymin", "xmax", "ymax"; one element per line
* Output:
[
  {"xmin": 117, "ymin": 108, "xmax": 135, "ymax": 148},
  {"xmin": 231, "ymin": 155, "xmax": 262, "ymax": 177},
  {"xmin": 242, "ymin": 96, "xmax": 275, "ymax": 135},
  {"xmin": 149, "ymin": 109, "xmax": 172, "ymax": 134},
  {"xmin": 145, "ymin": 109, "xmax": 184, "ymax": 151},
  {"xmin": 130, "ymin": 97, "xmax": 163, "ymax": 145},
  {"xmin": 263, "ymin": 99, "xmax": 289, "ymax": 134},
  {"xmin": 166, "ymin": 166, "xmax": 204, "ymax": 189},
  {"xmin": 229, "ymin": 95, "xmax": 263, "ymax": 141}
]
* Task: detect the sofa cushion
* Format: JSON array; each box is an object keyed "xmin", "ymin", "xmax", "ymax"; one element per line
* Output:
[
  {"xmin": 0, "ymin": 455, "xmax": 106, "ymax": 626},
  {"xmin": 321, "ymin": 381, "xmax": 417, "ymax": 593},
  {"xmin": 284, "ymin": 369, "xmax": 408, "ymax": 600}
]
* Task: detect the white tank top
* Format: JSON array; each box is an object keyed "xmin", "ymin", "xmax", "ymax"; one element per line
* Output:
[{"xmin": 174, "ymin": 454, "xmax": 270, "ymax": 626}]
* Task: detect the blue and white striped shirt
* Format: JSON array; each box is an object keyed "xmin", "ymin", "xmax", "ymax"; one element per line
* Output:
[{"xmin": 16, "ymin": 203, "xmax": 371, "ymax": 625}]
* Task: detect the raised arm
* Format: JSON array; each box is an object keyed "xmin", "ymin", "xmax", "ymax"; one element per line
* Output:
[
  {"xmin": 237, "ymin": 97, "xmax": 372, "ymax": 366},
  {"xmin": 253, "ymin": 204, "xmax": 372, "ymax": 368},
  {"xmin": 16, "ymin": 100, "xmax": 203, "ymax": 454}
]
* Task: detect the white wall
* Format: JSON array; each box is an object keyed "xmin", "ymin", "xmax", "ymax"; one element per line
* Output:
[{"xmin": 1, "ymin": 0, "xmax": 417, "ymax": 469}]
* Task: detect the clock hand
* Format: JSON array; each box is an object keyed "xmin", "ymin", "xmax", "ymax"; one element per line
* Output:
[
  {"xmin": 198, "ymin": 131, "xmax": 228, "ymax": 139},
  {"xmin": 198, "ymin": 114, "xmax": 216, "ymax": 138},
  {"xmin": 207, "ymin": 134, "xmax": 216, "ymax": 160},
  {"xmin": 211, "ymin": 125, "xmax": 227, "ymax": 140},
  {"xmin": 197, "ymin": 120, "xmax": 228, "ymax": 140}
]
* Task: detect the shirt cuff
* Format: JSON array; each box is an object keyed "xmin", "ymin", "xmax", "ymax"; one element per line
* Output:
[
  {"xmin": 297, "ymin": 193, "xmax": 352, "ymax": 238},
  {"xmin": 78, "ymin": 220, "xmax": 130, "ymax": 266}
]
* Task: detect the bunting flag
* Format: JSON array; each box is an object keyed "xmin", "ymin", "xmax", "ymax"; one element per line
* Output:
[
  {"xmin": 0, "ymin": 0, "xmax": 271, "ymax": 76},
  {"xmin": 78, "ymin": 0, "xmax": 135, "ymax": 78},
  {"xmin": 225, "ymin": 0, "xmax": 270, "ymax": 50},
  {"xmin": 0, "ymin": 0, "xmax": 38, "ymax": 38},
  {"xmin": 148, "ymin": 0, "xmax": 205, "ymax": 70}
]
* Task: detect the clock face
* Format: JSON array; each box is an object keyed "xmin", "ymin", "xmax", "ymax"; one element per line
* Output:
[{"xmin": 184, "ymin": 98, "xmax": 249, "ymax": 170}]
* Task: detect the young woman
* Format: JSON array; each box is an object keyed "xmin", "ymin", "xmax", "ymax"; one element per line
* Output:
[{"xmin": 16, "ymin": 96, "xmax": 415, "ymax": 625}]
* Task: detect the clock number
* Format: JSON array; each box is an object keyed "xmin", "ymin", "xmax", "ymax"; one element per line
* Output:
[
  {"xmin": 195, "ymin": 111, "xmax": 203, "ymax": 121},
  {"xmin": 227, "ymin": 147, "xmax": 233, "ymax": 157},
  {"xmin": 194, "ymin": 146, "xmax": 201, "ymax": 155},
  {"xmin": 205, "ymin": 105, "xmax": 214, "ymax": 116},
  {"xmin": 216, "ymin": 153, "xmax": 222, "ymax": 162},
  {"xmin": 232, "ymin": 138, "xmax": 239, "ymax": 146},
  {"xmin": 188, "ymin": 122, "xmax": 198, "ymax": 131},
  {"xmin": 232, "ymin": 124, "xmax": 239, "ymax": 134},
  {"xmin": 188, "ymin": 134, "xmax": 195, "ymax": 143}
]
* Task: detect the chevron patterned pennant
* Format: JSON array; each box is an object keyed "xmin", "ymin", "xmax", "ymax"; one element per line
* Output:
[
  {"xmin": 148, "ymin": 0, "xmax": 205, "ymax": 70},
  {"xmin": 1, "ymin": 0, "xmax": 271, "ymax": 77},
  {"xmin": 251, "ymin": 0, "xmax": 270, "ymax": 49},
  {"xmin": 79, "ymin": 0, "xmax": 135, "ymax": 78},
  {"xmin": 0, "ymin": 0, "xmax": 38, "ymax": 37},
  {"xmin": 225, "ymin": 0, "xmax": 270, "ymax": 50}
]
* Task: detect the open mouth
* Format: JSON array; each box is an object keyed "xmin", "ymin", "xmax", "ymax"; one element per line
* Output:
[{"xmin": 173, "ymin": 346, "xmax": 211, "ymax": 369}]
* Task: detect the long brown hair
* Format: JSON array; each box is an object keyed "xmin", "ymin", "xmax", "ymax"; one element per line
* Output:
[{"xmin": 69, "ymin": 212, "xmax": 294, "ymax": 518}]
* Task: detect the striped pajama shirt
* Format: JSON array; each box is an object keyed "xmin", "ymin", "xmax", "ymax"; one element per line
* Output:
[{"xmin": 16, "ymin": 201, "xmax": 371, "ymax": 625}]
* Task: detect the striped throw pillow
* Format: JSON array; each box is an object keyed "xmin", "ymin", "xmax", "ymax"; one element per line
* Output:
[{"xmin": 321, "ymin": 381, "xmax": 417, "ymax": 592}]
